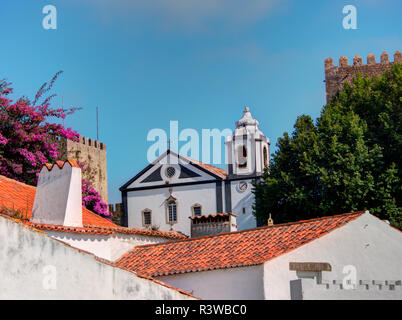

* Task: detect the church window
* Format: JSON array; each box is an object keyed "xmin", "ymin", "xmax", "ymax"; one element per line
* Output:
[
  {"xmin": 167, "ymin": 200, "xmax": 177, "ymax": 223},
  {"xmin": 237, "ymin": 145, "xmax": 248, "ymax": 168},
  {"xmin": 263, "ymin": 146, "xmax": 268, "ymax": 167},
  {"xmin": 142, "ymin": 209, "xmax": 152, "ymax": 227},
  {"xmin": 192, "ymin": 204, "xmax": 202, "ymax": 216},
  {"xmin": 166, "ymin": 166, "xmax": 176, "ymax": 178}
]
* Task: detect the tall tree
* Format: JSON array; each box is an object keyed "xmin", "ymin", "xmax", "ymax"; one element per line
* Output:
[{"xmin": 253, "ymin": 64, "xmax": 401, "ymax": 229}]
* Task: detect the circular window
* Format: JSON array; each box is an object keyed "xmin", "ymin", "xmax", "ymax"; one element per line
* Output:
[{"xmin": 166, "ymin": 166, "xmax": 176, "ymax": 178}]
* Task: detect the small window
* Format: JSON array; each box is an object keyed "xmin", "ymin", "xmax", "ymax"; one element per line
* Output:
[
  {"xmin": 167, "ymin": 201, "xmax": 177, "ymax": 223},
  {"xmin": 142, "ymin": 209, "xmax": 152, "ymax": 227},
  {"xmin": 192, "ymin": 205, "xmax": 202, "ymax": 216},
  {"xmin": 263, "ymin": 146, "xmax": 268, "ymax": 167},
  {"xmin": 242, "ymin": 207, "xmax": 246, "ymax": 214},
  {"xmin": 237, "ymin": 145, "xmax": 247, "ymax": 168}
]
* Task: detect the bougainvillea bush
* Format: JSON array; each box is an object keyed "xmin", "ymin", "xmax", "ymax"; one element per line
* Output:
[
  {"xmin": 78, "ymin": 160, "xmax": 111, "ymax": 218},
  {"xmin": 0, "ymin": 73, "xmax": 111, "ymax": 219}
]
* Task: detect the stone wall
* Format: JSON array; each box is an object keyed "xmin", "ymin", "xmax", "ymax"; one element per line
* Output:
[
  {"xmin": 324, "ymin": 50, "xmax": 401, "ymax": 103},
  {"xmin": 59, "ymin": 136, "xmax": 108, "ymax": 204}
]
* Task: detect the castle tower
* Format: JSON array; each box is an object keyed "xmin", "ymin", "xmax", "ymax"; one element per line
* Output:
[
  {"xmin": 324, "ymin": 50, "xmax": 401, "ymax": 103},
  {"xmin": 224, "ymin": 107, "xmax": 270, "ymax": 230},
  {"xmin": 59, "ymin": 136, "xmax": 108, "ymax": 204}
]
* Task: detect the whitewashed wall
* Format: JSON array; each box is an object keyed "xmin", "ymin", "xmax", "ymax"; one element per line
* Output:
[
  {"xmin": 230, "ymin": 179, "xmax": 256, "ymax": 230},
  {"xmin": 263, "ymin": 213, "xmax": 402, "ymax": 300},
  {"xmin": 0, "ymin": 215, "xmax": 194, "ymax": 300},
  {"xmin": 127, "ymin": 182, "xmax": 217, "ymax": 236},
  {"xmin": 47, "ymin": 230, "xmax": 169, "ymax": 262},
  {"xmin": 158, "ymin": 265, "xmax": 264, "ymax": 300}
]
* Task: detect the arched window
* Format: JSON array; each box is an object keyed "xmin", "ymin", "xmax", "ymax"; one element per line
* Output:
[
  {"xmin": 166, "ymin": 199, "xmax": 177, "ymax": 223},
  {"xmin": 192, "ymin": 204, "xmax": 202, "ymax": 216},
  {"xmin": 237, "ymin": 145, "xmax": 248, "ymax": 168},
  {"xmin": 263, "ymin": 146, "xmax": 268, "ymax": 167},
  {"xmin": 142, "ymin": 209, "xmax": 152, "ymax": 227}
]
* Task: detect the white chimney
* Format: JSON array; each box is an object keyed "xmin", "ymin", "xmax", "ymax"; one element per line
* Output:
[{"xmin": 31, "ymin": 159, "xmax": 83, "ymax": 227}]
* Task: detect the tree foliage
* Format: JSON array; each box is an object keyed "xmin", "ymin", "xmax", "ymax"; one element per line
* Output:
[
  {"xmin": 253, "ymin": 64, "xmax": 401, "ymax": 229},
  {"xmin": 0, "ymin": 74, "xmax": 111, "ymax": 219}
]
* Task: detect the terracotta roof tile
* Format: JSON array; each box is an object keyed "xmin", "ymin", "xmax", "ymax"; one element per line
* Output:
[
  {"xmin": 180, "ymin": 155, "xmax": 227, "ymax": 179},
  {"xmin": 115, "ymin": 211, "xmax": 365, "ymax": 277},
  {"xmin": 43, "ymin": 159, "xmax": 80, "ymax": 170},
  {"xmin": 0, "ymin": 174, "xmax": 185, "ymax": 240},
  {"xmin": 190, "ymin": 212, "xmax": 237, "ymax": 220}
]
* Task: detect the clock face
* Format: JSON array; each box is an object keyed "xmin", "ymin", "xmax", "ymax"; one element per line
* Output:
[{"xmin": 238, "ymin": 181, "xmax": 248, "ymax": 192}]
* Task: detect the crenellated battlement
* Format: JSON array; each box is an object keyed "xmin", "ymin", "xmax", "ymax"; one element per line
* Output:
[
  {"xmin": 58, "ymin": 135, "xmax": 108, "ymax": 204},
  {"xmin": 324, "ymin": 50, "xmax": 401, "ymax": 103},
  {"xmin": 76, "ymin": 135, "xmax": 106, "ymax": 151}
]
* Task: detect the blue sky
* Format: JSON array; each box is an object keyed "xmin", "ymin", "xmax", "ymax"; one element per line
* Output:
[{"xmin": 1, "ymin": 0, "xmax": 401, "ymax": 204}]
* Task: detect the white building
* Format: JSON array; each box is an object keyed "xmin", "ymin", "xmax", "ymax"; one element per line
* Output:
[
  {"xmin": 2, "ymin": 159, "xmax": 401, "ymax": 300},
  {"xmin": 115, "ymin": 211, "xmax": 402, "ymax": 300},
  {"xmin": 120, "ymin": 107, "xmax": 270, "ymax": 236}
]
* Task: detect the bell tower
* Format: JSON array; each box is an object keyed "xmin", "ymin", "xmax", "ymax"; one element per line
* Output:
[
  {"xmin": 225, "ymin": 107, "xmax": 270, "ymax": 179},
  {"xmin": 224, "ymin": 107, "xmax": 269, "ymax": 230}
]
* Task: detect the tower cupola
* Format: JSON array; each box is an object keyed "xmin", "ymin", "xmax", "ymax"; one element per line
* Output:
[{"xmin": 225, "ymin": 107, "xmax": 270, "ymax": 178}]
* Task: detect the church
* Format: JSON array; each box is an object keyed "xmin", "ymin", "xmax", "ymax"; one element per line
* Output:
[{"xmin": 119, "ymin": 107, "xmax": 270, "ymax": 236}]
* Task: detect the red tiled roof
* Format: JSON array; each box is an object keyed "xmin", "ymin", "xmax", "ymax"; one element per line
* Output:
[
  {"xmin": 0, "ymin": 174, "xmax": 185, "ymax": 240},
  {"xmin": 115, "ymin": 211, "xmax": 365, "ymax": 277},
  {"xmin": 27, "ymin": 222, "xmax": 187, "ymax": 239},
  {"xmin": 189, "ymin": 212, "xmax": 238, "ymax": 220},
  {"xmin": 180, "ymin": 155, "xmax": 227, "ymax": 179},
  {"xmin": 0, "ymin": 174, "xmax": 114, "ymax": 227}
]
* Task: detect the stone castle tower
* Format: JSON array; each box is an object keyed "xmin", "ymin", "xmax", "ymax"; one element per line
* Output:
[
  {"xmin": 59, "ymin": 136, "xmax": 108, "ymax": 204},
  {"xmin": 324, "ymin": 50, "xmax": 402, "ymax": 103}
]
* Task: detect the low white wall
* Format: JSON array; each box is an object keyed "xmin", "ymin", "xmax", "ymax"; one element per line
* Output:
[
  {"xmin": 0, "ymin": 215, "xmax": 194, "ymax": 300},
  {"xmin": 47, "ymin": 230, "xmax": 168, "ymax": 261},
  {"xmin": 263, "ymin": 213, "xmax": 402, "ymax": 300},
  {"xmin": 158, "ymin": 265, "xmax": 264, "ymax": 300}
]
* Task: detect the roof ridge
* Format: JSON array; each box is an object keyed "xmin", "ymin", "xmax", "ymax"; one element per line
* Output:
[
  {"xmin": 178, "ymin": 154, "xmax": 227, "ymax": 173},
  {"xmin": 133, "ymin": 211, "xmax": 365, "ymax": 249},
  {"xmin": 0, "ymin": 174, "xmax": 36, "ymax": 189},
  {"xmin": 43, "ymin": 159, "xmax": 80, "ymax": 171}
]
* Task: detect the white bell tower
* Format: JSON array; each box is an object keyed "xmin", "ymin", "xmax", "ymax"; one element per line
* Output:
[
  {"xmin": 225, "ymin": 107, "xmax": 270, "ymax": 178},
  {"xmin": 224, "ymin": 107, "xmax": 270, "ymax": 230}
]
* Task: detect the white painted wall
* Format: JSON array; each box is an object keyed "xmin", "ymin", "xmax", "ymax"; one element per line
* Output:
[
  {"xmin": 263, "ymin": 213, "xmax": 402, "ymax": 300},
  {"xmin": 0, "ymin": 215, "xmax": 194, "ymax": 300},
  {"xmin": 158, "ymin": 265, "xmax": 264, "ymax": 300},
  {"xmin": 127, "ymin": 182, "xmax": 217, "ymax": 236},
  {"xmin": 47, "ymin": 230, "xmax": 169, "ymax": 261},
  {"xmin": 230, "ymin": 179, "xmax": 256, "ymax": 230}
]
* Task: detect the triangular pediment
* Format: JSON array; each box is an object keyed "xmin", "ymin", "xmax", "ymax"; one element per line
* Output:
[{"xmin": 120, "ymin": 150, "xmax": 225, "ymax": 190}]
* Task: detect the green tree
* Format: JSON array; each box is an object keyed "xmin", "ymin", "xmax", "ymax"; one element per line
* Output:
[{"xmin": 253, "ymin": 64, "xmax": 401, "ymax": 229}]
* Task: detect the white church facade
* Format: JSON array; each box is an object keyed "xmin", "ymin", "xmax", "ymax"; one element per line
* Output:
[{"xmin": 120, "ymin": 107, "xmax": 270, "ymax": 236}]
